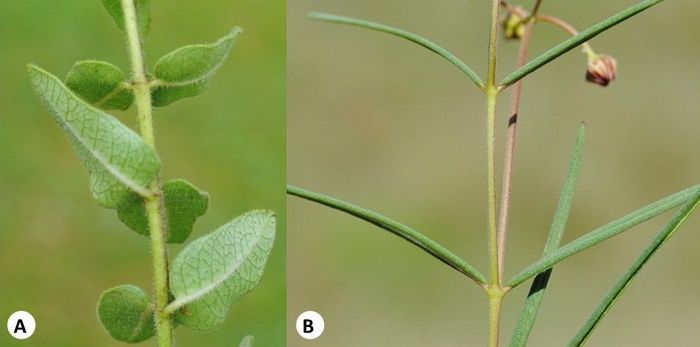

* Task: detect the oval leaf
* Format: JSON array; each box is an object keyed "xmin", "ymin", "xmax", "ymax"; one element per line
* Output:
[
  {"xmin": 97, "ymin": 285, "xmax": 155, "ymax": 343},
  {"xmin": 117, "ymin": 179, "xmax": 209, "ymax": 243},
  {"xmin": 151, "ymin": 27, "xmax": 242, "ymax": 107},
  {"xmin": 28, "ymin": 64, "xmax": 160, "ymax": 208},
  {"xmin": 101, "ymin": 0, "xmax": 151, "ymax": 39},
  {"xmin": 168, "ymin": 210, "xmax": 276, "ymax": 331},
  {"xmin": 65, "ymin": 60, "xmax": 134, "ymax": 110}
]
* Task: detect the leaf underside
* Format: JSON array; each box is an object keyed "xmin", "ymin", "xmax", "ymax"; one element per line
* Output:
[
  {"xmin": 28, "ymin": 65, "xmax": 160, "ymax": 208},
  {"xmin": 97, "ymin": 285, "xmax": 155, "ymax": 343},
  {"xmin": 169, "ymin": 210, "xmax": 276, "ymax": 331},
  {"xmin": 151, "ymin": 27, "xmax": 242, "ymax": 107},
  {"xmin": 101, "ymin": 0, "xmax": 151, "ymax": 39},
  {"xmin": 117, "ymin": 179, "xmax": 209, "ymax": 243},
  {"xmin": 65, "ymin": 60, "xmax": 134, "ymax": 110}
]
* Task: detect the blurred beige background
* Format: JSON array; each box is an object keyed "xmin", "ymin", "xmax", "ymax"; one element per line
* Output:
[{"xmin": 288, "ymin": 0, "xmax": 700, "ymax": 346}]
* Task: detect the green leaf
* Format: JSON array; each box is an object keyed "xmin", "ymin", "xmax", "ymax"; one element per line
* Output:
[
  {"xmin": 500, "ymin": 0, "xmax": 666, "ymax": 88},
  {"xmin": 97, "ymin": 285, "xmax": 155, "ymax": 343},
  {"xmin": 569, "ymin": 192, "xmax": 700, "ymax": 346},
  {"xmin": 308, "ymin": 12, "xmax": 485, "ymax": 90},
  {"xmin": 287, "ymin": 185, "xmax": 487, "ymax": 284},
  {"xmin": 101, "ymin": 0, "xmax": 151, "ymax": 39},
  {"xmin": 65, "ymin": 60, "xmax": 134, "ymax": 110},
  {"xmin": 27, "ymin": 64, "xmax": 160, "ymax": 208},
  {"xmin": 510, "ymin": 124, "xmax": 585, "ymax": 347},
  {"xmin": 167, "ymin": 210, "xmax": 276, "ymax": 331},
  {"xmin": 239, "ymin": 336, "xmax": 255, "ymax": 347},
  {"xmin": 151, "ymin": 27, "xmax": 242, "ymax": 107},
  {"xmin": 506, "ymin": 184, "xmax": 700, "ymax": 288},
  {"xmin": 117, "ymin": 179, "xmax": 209, "ymax": 243}
]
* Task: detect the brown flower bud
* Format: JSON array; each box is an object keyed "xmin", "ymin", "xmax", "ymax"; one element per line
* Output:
[
  {"xmin": 586, "ymin": 55, "xmax": 617, "ymax": 87},
  {"xmin": 502, "ymin": 9, "xmax": 526, "ymax": 40}
]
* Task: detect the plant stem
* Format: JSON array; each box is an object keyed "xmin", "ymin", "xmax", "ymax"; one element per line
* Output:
[
  {"xmin": 536, "ymin": 15, "xmax": 596, "ymax": 58},
  {"xmin": 484, "ymin": 1, "xmax": 503, "ymax": 346},
  {"xmin": 486, "ymin": 286, "xmax": 507, "ymax": 347},
  {"xmin": 496, "ymin": 0, "xmax": 542, "ymax": 292},
  {"xmin": 120, "ymin": 0, "xmax": 173, "ymax": 346}
]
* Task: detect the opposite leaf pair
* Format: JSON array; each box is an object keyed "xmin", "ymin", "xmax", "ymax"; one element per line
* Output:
[
  {"xmin": 65, "ymin": 27, "xmax": 242, "ymax": 111},
  {"xmin": 97, "ymin": 210, "xmax": 276, "ymax": 341}
]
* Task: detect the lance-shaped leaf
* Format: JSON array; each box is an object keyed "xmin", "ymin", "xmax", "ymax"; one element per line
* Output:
[
  {"xmin": 569, "ymin": 192, "xmax": 700, "ymax": 346},
  {"xmin": 65, "ymin": 60, "xmax": 134, "ymax": 110},
  {"xmin": 506, "ymin": 184, "xmax": 700, "ymax": 288},
  {"xmin": 28, "ymin": 65, "xmax": 160, "ymax": 208},
  {"xmin": 287, "ymin": 184, "xmax": 487, "ymax": 284},
  {"xmin": 167, "ymin": 210, "xmax": 276, "ymax": 331},
  {"xmin": 510, "ymin": 124, "xmax": 585, "ymax": 347},
  {"xmin": 307, "ymin": 12, "xmax": 484, "ymax": 90},
  {"xmin": 97, "ymin": 285, "xmax": 155, "ymax": 343},
  {"xmin": 101, "ymin": 0, "xmax": 151, "ymax": 39},
  {"xmin": 117, "ymin": 179, "xmax": 209, "ymax": 243},
  {"xmin": 150, "ymin": 27, "xmax": 242, "ymax": 107}
]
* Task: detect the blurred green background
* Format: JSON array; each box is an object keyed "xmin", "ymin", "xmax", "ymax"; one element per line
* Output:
[
  {"xmin": 288, "ymin": 0, "xmax": 699, "ymax": 346},
  {"xmin": 0, "ymin": 0, "xmax": 285, "ymax": 346}
]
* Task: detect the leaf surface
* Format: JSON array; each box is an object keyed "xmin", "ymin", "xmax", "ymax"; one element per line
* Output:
[
  {"xmin": 101, "ymin": 0, "xmax": 151, "ymax": 39},
  {"xmin": 28, "ymin": 65, "xmax": 160, "ymax": 208},
  {"xmin": 510, "ymin": 125, "xmax": 585, "ymax": 347},
  {"xmin": 117, "ymin": 179, "xmax": 209, "ymax": 243},
  {"xmin": 97, "ymin": 285, "xmax": 155, "ymax": 343},
  {"xmin": 65, "ymin": 60, "xmax": 134, "ymax": 110},
  {"xmin": 168, "ymin": 210, "xmax": 276, "ymax": 331},
  {"xmin": 151, "ymin": 27, "xmax": 242, "ymax": 107}
]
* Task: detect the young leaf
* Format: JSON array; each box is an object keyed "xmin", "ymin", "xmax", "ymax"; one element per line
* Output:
[
  {"xmin": 569, "ymin": 192, "xmax": 700, "ymax": 346},
  {"xmin": 27, "ymin": 64, "xmax": 160, "ymax": 208},
  {"xmin": 167, "ymin": 210, "xmax": 276, "ymax": 331},
  {"xmin": 65, "ymin": 60, "xmax": 134, "ymax": 110},
  {"xmin": 117, "ymin": 179, "xmax": 209, "ymax": 243},
  {"xmin": 510, "ymin": 124, "xmax": 585, "ymax": 347},
  {"xmin": 307, "ymin": 12, "xmax": 485, "ymax": 90},
  {"xmin": 239, "ymin": 335, "xmax": 255, "ymax": 347},
  {"xmin": 101, "ymin": 0, "xmax": 151, "ymax": 39},
  {"xmin": 500, "ymin": 0, "xmax": 666, "ymax": 88},
  {"xmin": 506, "ymin": 184, "xmax": 700, "ymax": 288},
  {"xmin": 97, "ymin": 285, "xmax": 155, "ymax": 343},
  {"xmin": 150, "ymin": 27, "xmax": 242, "ymax": 107},
  {"xmin": 287, "ymin": 185, "xmax": 487, "ymax": 284}
]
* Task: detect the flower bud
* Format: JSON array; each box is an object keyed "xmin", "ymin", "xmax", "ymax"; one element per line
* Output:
[
  {"xmin": 502, "ymin": 9, "xmax": 526, "ymax": 40},
  {"xmin": 586, "ymin": 54, "xmax": 617, "ymax": 87}
]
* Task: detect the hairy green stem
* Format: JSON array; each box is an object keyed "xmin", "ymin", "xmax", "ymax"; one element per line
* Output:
[
  {"xmin": 485, "ymin": 0, "xmax": 503, "ymax": 346},
  {"xmin": 120, "ymin": 0, "xmax": 173, "ymax": 346}
]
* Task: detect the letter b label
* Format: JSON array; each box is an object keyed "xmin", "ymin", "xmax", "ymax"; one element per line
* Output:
[{"xmin": 296, "ymin": 311, "xmax": 324, "ymax": 340}]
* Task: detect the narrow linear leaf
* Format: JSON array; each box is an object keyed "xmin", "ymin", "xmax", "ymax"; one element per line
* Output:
[
  {"xmin": 500, "ymin": 0, "xmax": 665, "ymax": 88},
  {"xmin": 28, "ymin": 65, "xmax": 160, "ymax": 208},
  {"xmin": 168, "ymin": 210, "xmax": 276, "ymax": 331},
  {"xmin": 308, "ymin": 12, "xmax": 485, "ymax": 90},
  {"xmin": 65, "ymin": 60, "xmax": 134, "ymax": 110},
  {"xmin": 239, "ymin": 335, "xmax": 255, "ymax": 347},
  {"xmin": 117, "ymin": 179, "xmax": 209, "ymax": 243},
  {"xmin": 510, "ymin": 124, "xmax": 585, "ymax": 347},
  {"xmin": 97, "ymin": 285, "xmax": 155, "ymax": 343},
  {"xmin": 507, "ymin": 183, "xmax": 700, "ymax": 288},
  {"xmin": 101, "ymin": 0, "xmax": 151, "ymax": 39},
  {"xmin": 569, "ymin": 192, "xmax": 700, "ymax": 346},
  {"xmin": 287, "ymin": 185, "xmax": 486, "ymax": 284},
  {"xmin": 151, "ymin": 27, "xmax": 242, "ymax": 107}
]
